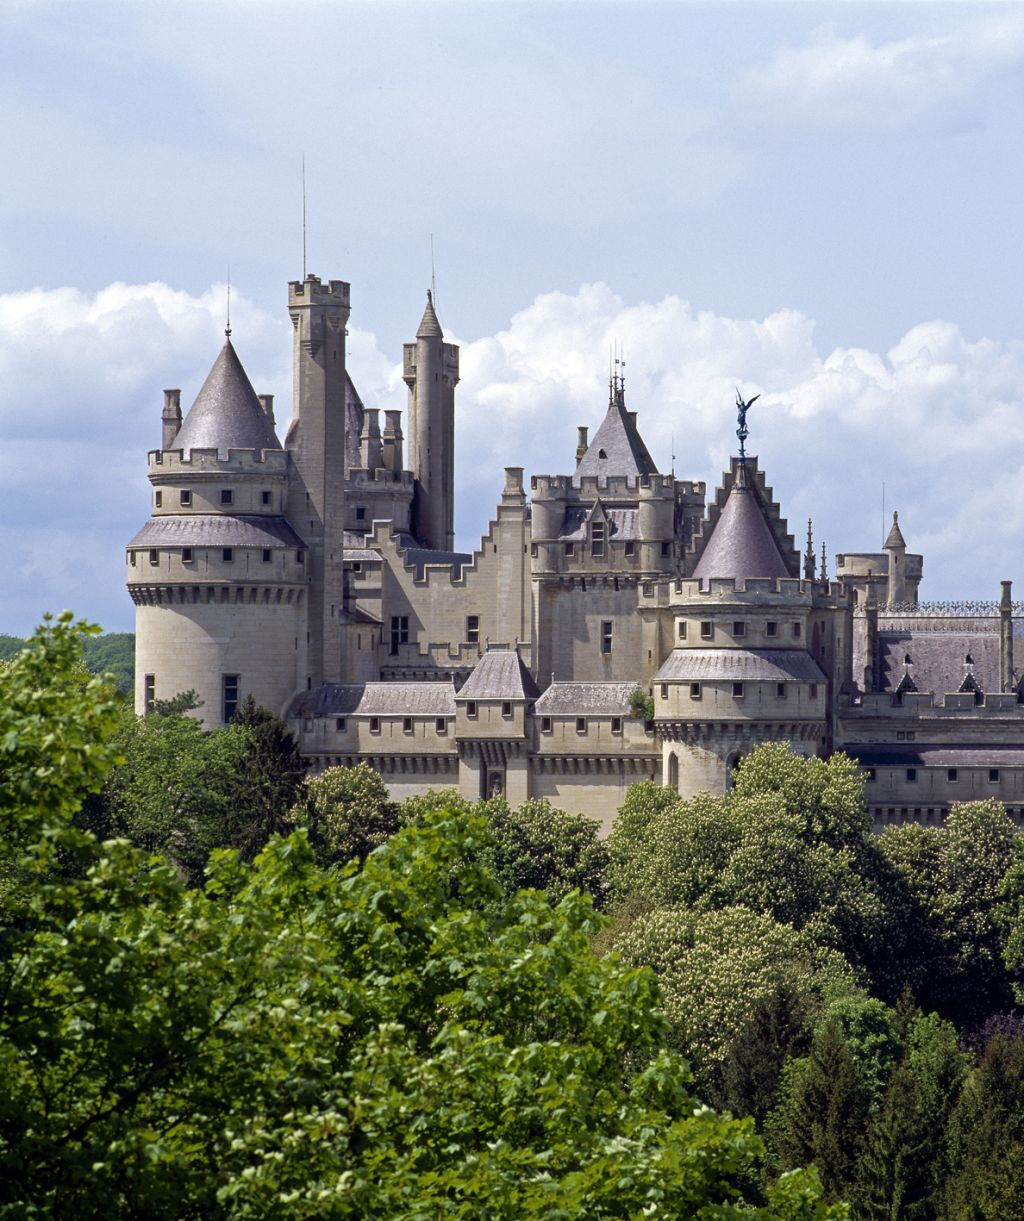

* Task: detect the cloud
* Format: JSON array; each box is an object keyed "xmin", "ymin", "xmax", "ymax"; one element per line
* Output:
[
  {"xmin": 735, "ymin": 14, "xmax": 1024, "ymax": 135},
  {"xmin": 2, "ymin": 277, "xmax": 1023, "ymax": 634}
]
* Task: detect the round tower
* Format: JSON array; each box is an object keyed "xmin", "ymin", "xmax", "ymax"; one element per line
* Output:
[
  {"xmin": 638, "ymin": 474, "xmax": 675, "ymax": 573},
  {"xmin": 127, "ymin": 337, "xmax": 307, "ymax": 725}
]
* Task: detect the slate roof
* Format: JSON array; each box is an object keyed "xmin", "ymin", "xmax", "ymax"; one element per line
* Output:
[
  {"xmin": 575, "ymin": 389, "xmax": 659, "ymax": 480},
  {"xmin": 397, "ymin": 539, "xmax": 473, "ymax": 578},
  {"xmin": 558, "ymin": 506, "xmax": 640, "ymax": 541},
  {"xmin": 416, "ymin": 291, "xmax": 444, "ymax": 339},
  {"xmin": 171, "ymin": 340, "xmax": 281, "ymax": 455},
  {"xmin": 129, "ymin": 515, "xmax": 305, "ymax": 549},
  {"xmin": 456, "ymin": 649, "xmax": 541, "ymax": 701},
  {"xmin": 877, "ymin": 632, "xmax": 1000, "ymax": 694},
  {"xmin": 343, "ymin": 548, "xmax": 382, "ymax": 562},
  {"xmin": 535, "ymin": 682, "xmax": 636, "ymax": 715},
  {"xmin": 692, "ymin": 468, "xmax": 790, "ymax": 582},
  {"xmin": 847, "ymin": 744, "xmax": 1024, "ymax": 768},
  {"xmin": 653, "ymin": 648, "xmax": 826, "ymax": 684},
  {"xmin": 292, "ymin": 682, "xmax": 456, "ymax": 718}
]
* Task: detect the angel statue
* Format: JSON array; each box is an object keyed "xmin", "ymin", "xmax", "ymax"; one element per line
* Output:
[{"xmin": 735, "ymin": 388, "xmax": 760, "ymax": 460}]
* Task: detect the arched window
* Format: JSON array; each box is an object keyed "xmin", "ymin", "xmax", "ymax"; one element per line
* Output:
[{"xmin": 667, "ymin": 752, "xmax": 679, "ymax": 792}]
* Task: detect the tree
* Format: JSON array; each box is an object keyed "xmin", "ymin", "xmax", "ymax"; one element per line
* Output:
[
  {"xmin": 99, "ymin": 702, "xmax": 250, "ymax": 886},
  {"xmin": 227, "ymin": 695, "xmax": 306, "ymax": 860},
  {"xmin": 615, "ymin": 905, "xmax": 855, "ymax": 1085},
  {"xmin": 945, "ymin": 1023, "xmax": 1024, "ymax": 1218},
  {"xmin": 290, "ymin": 760, "xmax": 401, "ymax": 866},
  {"xmin": 480, "ymin": 795, "xmax": 610, "ymax": 907},
  {"xmin": 0, "ymin": 620, "xmax": 845, "ymax": 1217}
]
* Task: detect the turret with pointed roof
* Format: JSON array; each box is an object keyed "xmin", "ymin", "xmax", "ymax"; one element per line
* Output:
[
  {"xmin": 171, "ymin": 339, "xmax": 281, "ymax": 455},
  {"xmin": 403, "ymin": 290, "xmax": 460, "ymax": 550},
  {"xmin": 689, "ymin": 459, "xmax": 798, "ymax": 582},
  {"xmin": 884, "ymin": 510, "xmax": 908, "ymax": 607}
]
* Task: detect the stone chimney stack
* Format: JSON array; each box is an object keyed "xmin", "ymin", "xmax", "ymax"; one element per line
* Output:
[
  {"xmin": 576, "ymin": 426, "xmax": 588, "ymax": 464},
  {"xmin": 1000, "ymin": 579, "xmax": 1014, "ymax": 692},
  {"xmin": 382, "ymin": 410, "xmax": 404, "ymax": 473},
  {"xmin": 162, "ymin": 389, "xmax": 182, "ymax": 450},
  {"xmin": 360, "ymin": 408, "xmax": 383, "ymax": 471}
]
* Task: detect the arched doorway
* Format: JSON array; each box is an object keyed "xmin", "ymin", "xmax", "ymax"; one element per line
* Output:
[
  {"xmin": 725, "ymin": 751, "xmax": 742, "ymax": 791},
  {"xmin": 667, "ymin": 752, "xmax": 679, "ymax": 792}
]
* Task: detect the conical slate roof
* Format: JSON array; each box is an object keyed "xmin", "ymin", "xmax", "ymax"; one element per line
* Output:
[
  {"xmin": 456, "ymin": 648, "xmax": 541, "ymax": 701},
  {"xmin": 171, "ymin": 339, "xmax": 281, "ymax": 454},
  {"xmin": 416, "ymin": 291, "xmax": 444, "ymax": 339},
  {"xmin": 884, "ymin": 511, "xmax": 907, "ymax": 550},
  {"xmin": 575, "ymin": 389, "xmax": 658, "ymax": 480},
  {"xmin": 692, "ymin": 465, "xmax": 790, "ymax": 581}
]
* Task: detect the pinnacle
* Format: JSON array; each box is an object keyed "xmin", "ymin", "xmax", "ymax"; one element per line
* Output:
[{"xmin": 416, "ymin": 290, "xmax": 444, "ymax": 339}]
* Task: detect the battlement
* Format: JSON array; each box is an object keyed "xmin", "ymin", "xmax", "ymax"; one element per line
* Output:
[
  {"xmin": 530, "ymin": 472, "xmax": 675, "ymax": 499},
  {"xmin": 645, "ymin": 574, "xmax": 848, "ymax": 604},
  {"xmin": 346, "ymin": 468, "xmax": 415, "ymax": 490},
  {"xmin": 287, "ymin": 274, "xmax": 350, "ymax": 306},
  {"xmin": 149, "ymin": 448, "xmax": 288, "ymax": 474}
]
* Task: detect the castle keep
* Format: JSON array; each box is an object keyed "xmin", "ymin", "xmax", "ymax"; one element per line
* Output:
[{"xmin": 128, "ymin": 272, "xmax": 1024, "ymax": 830}]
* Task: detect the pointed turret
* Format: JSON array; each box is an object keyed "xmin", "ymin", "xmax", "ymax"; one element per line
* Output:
[
  {"xmin": 884, "ymin": 510, "xmax": 908, "ymax": 607},
  {"xmin": 171, "ymin": 340, "xmax": 281, "ymax": 455},
  {"xmin": 416, "ymin": 290, "xmax": 444, "ymax": 338},
  {"xmin": 404, "ymin": 290, "xmax": 460, "ymax": 550},
  {"xmin": 691, "ymin": 462, "xmax": 791, "ymax": 581},
  {"xmin": 884, "ymin": 510, "xmax": 907, "ymax": 551},
  {"xmin": 575, "ymin": 381, "xmax": 658, "ymax": 480}
]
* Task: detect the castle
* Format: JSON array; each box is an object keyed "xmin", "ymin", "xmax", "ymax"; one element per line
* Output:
[{"xmin": 128, "ymin": 272, "xmax": 1024, "ymax": 832}]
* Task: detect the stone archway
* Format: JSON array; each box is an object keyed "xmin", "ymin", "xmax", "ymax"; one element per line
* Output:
[{"xmin": 725, "ymin": 750, "xmax": 742, "ymax": 791}]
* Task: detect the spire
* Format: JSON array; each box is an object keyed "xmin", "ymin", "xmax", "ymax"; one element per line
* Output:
[
  {"xmin": 170, "ymin": 339, "xmax": 281, "ymax": 455},
  {"xmin": 884, "ymin": 510, "xmax": 906, "ymax": 550},
  {"xmin": 804, "ymin": 519, "xmax": 816, "ymax": 580},
  {"xmin": 820, "ymin": 539, "xmax": 828, "ymax": 583},
  {"xmin": 416, "ymin": 290, "xmax": 444, "ymax": 339}
]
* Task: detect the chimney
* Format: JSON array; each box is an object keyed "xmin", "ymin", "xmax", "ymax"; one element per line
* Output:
[
  {"xmin": 162, "ymin": 389, "xmax": 181, "ymax": 450},
  {"xmin": 382, "ymin": 410, "xmax": 404, "ymax": 473},
  {"xmin": 576, "ymin": 426, "xmax": 588, "ymax": 464},
  {"xmin": 360, "ymin": 408, "xmax": 383, "ymax": 471},
  {"xmin": 1001, "ymin": 580, "xmax": 1014, "ymax": 693},
  {"xmin": 258, "ymin": 394, "xmax": 275, "ymax": 428}
]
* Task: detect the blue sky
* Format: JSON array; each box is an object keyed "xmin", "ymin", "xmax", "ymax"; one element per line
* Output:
[{"xmin": 3, "ymin": 1, "xmax": 1024, "ymax": 632}]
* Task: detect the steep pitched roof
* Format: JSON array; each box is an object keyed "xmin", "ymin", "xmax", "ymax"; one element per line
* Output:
[
  {"xmin": 456, "ymin": 649, "xmax": 541, "ymax": 701},
  {"xmin": 575, "ymin": 388, "xmax": 659, "ymax": 480},
  {"xmin": 416, "ymin": 291, "xmax": 443, "ymax": 339},
  {"xmin": 171, "ymin": 339, "xmax": 281, "ymax": 454},
  {"xmin": 691, "ymin": 461, "xmax": 793, "ymax": 581},
  {"xmin": 884, "ymin": 511, "xmax": 907, "ymax": 550}
]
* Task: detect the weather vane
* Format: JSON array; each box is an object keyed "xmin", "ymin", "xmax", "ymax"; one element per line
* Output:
[{"xmin": 735, "ymin": 387, "xmax": 759, "ymax": 460}]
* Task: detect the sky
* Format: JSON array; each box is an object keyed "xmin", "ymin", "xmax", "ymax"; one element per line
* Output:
[{"xmin": 3, "ymin": 0, "xmax": 1024, "ymax": 633}]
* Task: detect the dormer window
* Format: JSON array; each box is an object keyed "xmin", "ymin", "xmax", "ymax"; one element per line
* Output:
[
  {"xmin": 220, "ymin": 489, "xmax": 233, "ymax": 505},
  {"xmin": 590, "ymin": 521, "xmax": 606, "ymax": 558},
  {"xmin": 598, "ymin": 448, "xmax": 607, "ymax": 459}
]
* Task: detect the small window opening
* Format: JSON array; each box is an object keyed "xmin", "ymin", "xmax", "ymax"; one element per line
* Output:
[
  {"xmin": 336, "ymin": 717, "xmax": 346, "ymax": 731},
  {"xmin": 611, "ymin": 716, "xmax": 622, "ymax": 734},
  {"xmin": 541, "ymin": 716, "xmax": 552, "ymax": 733},
  {"xmin": 148, "ymin": 549, "xmax": 159, "ymax": 566},
  {"xmin": 179, "ymin": 489, "xmax": 192, "ymax": 506},
  {"xmin": 601, "ymin": 620, "xmax": 613, "ymax": 655},
  {"xmin": 262, "ymin": 548, "xmax": 271, "ymax": 563},
  {"xmin": 144, "ymin": 674, "xmax": 155, "ymax": 715},
  {"xmin": 262, "ymin": 490, "xmax": 271, "ymax": 506},
  {"xmin": 678, "ymin": 621, "xmax": 687, "ymax": 639},
  {"xmin": 576, "ymin": 717, "xmax": 586, "ymax": 734},
  {"xmin": 436, "ymin": 717, "xmax": 447, "ymax": 734},
  {"xmin": 777, "ymin": 683, "xmax": 787, "ymax": 699},
  {"xmin": 222, "ymin": 674, "xmax": 239, "ymax": 723},
  {"xmin": 467, "ymin": 701, "xmax": 478, "ymax": 719},
  {"xmin": 181, "ymin": 548, "xmax": 193, "ymax": 563},
  {"xmin": 502, "ymin": 701, "xmax": 513, "ymax": 718},
  {"xmin": 625, "ymin": 540, "xmax": 636, "ymax": 557},
  {"xmin": 466, "ymin": 615, "xmax": 480, "ymax": 645},
  {"xmin": 355, "ymin": 506, "xmax": 366, "ymax": 521},
  {"xmin": 220, "ymin": 489, "xmax": 233, "ymax": 505},
  {"xmin": 700, "ymin": 621, "xmax": 713, "ymax": 639},
  {"xmin": 403, "ymin": 717, "xmax": 413, "ymax": 734},
  {"xmin": 733, "ymin": 682, "xmax": 745, "ymax": 698},
  {"xmin": 732, "ymin": 621, "xmax": 746, "ymax": 637},
  {"xmin": 766, "ymin": 621, "xmax": 777, "ymax": 637},
  {"xmin": 222, "ymin": 548, "xmax": 233, "ymax": 563},
  {"xmin": 369, "ymin": 717, "xmax": 381, "ymax": 734},
  {"xmin": 154, "ymin": 490, "xmax": 162, "ymax": 507},
  {"xmin": 690, "ymin": 682, "xmax": 701, "ymax": 699}
]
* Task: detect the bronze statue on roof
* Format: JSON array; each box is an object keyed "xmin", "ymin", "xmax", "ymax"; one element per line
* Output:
[{"xmin": 735, "ymin": 388, "xmax": 759, "ymax": 460}]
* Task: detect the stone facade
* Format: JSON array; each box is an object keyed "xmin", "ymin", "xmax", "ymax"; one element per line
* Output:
[{"xmin": 128, "ymin": 270, "xmax": 1024, "ymax": 831}]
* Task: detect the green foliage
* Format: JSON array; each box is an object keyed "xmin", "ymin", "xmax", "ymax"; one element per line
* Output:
[
  {"xmin": 607, "ymin": 777, "xmax": 684, "ymax": 898},
  {"xmin": 479, "ymin": 794, "xmax": 610, "ymax": 907},
  {"xmin": 882, "ymin": 800, "xmax": 1018, "ymax": 1023},
  {"xmin": 292, "ymin": 760, "xmax": 401, "ymax": 866},
  {"xmin": 0, "ymin": 624, "xmax": 845, "ymax": 1216},
  {"xmin": 628, "ymin": 685, "xmax": 655, "ymax": 722},
  {"xmin": 100, "ymin": 702, "xmax": 251, "ymax": 885},
  {"xmin": 615, "ymin": 905, "xmax": 855, "ymax": 1081},
  {"xmin": 944, "ymin": 1025, "xmax": 1024, "ymax": 1218},
  {"xmin": 0, "ymin": 629, "xmax": 135, "ymax": 694},
  {"xmin": 227, "ymin": 695, "xmax": 306, "ymax": 860}
]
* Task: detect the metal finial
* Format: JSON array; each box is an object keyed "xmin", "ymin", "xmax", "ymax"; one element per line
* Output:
[
  {"xmin": 820, "ymin": 539, "xmax": 828, "ymax": 583},
  {"xmin": 735, "ymin": 387, "xmax": 759, "ymax": 460},
  {"xmin": 302, "ymin": 153, "xmax": 307, "ymax": 280},
  {"xmin": 225, "ymin": 266, "xmax": 231, "ymax": 338},
  {"xmin": 430, "ymin": 233, "xmax": 437, "ymax": 315},
  {"xmin": 804, "ymin": 518, "xmax": 815, "ymax": 580}
]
